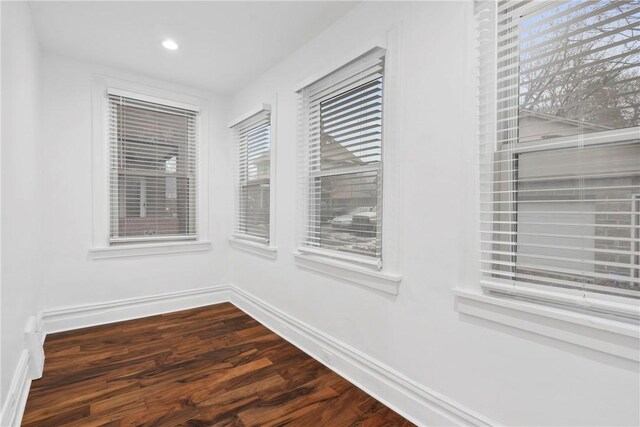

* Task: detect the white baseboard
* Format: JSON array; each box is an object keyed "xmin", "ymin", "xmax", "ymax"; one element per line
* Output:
[
  {"xmin": 0, "ymin": 350, "xmax": 32, "ymax": 427},
  {"xmin": 41, "ymin": 284, "xmax": 231, "ymax": 334},
  {"xmin": 230, "ymin": 286, "xmax": 496, "ymax": 427},
  {"xmin": 2, "ymin": 283, "xmax": 495, "ymax": 427},
  {"xmin": 0, "ymin": 285, "xmax": 232, "ymax": 426}
]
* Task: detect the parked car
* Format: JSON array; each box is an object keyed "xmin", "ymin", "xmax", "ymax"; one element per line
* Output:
[
  {"xmin": 328, "ymin": 206, "xmax": 376, "ymax": 233},
  {"xmin": 320, "ymin": 204, "xmax": 348, "ymax": 223}
]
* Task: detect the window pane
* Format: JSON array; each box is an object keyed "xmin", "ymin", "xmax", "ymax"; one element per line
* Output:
[
  {"xmin": 518, "ymin": 1, "xmax": 640, "ymax": 144},
  {"xmin": 239, "ymin": 183, "xmax": 270, "ymax": 239},
  {"xmin": 313, "ymin": 171, "xmax": 381, "ymax": 258},
  {"xmin": 320, "ymin": 78, "xmax": 383, "ymax": 170},
  {"xmin": 234, "ymin": 111, "xmax": 271, "ymax": 241},
  {"xmin": 247, "ymin": 122, "xmax": 270, "ymax": 181},
  {"xmin": 515, "ymin": 142, "xmax": 640, "ymax": 294}
]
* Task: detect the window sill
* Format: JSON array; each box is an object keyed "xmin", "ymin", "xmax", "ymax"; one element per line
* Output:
[
  {"xmin": 454, "ymin": 287, "xmax": 640, "ymax": 362},
  {"xmin": 229, "ymin": 237, "xmax": 277, "ymax": 260},
  {"xmin": 293, "ymin": 251, "xmax": 401, "ymax": 295},
  {"xmin": 480, "ymin": 280, "xmax": 640, "ymax": 320},
  {"xmin": 89, "ymin": 240, "xmax": 211, "ymax": 260}
]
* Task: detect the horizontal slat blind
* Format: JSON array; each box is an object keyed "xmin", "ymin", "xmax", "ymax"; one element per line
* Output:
[
  {"xmin": 231, "ymin": 110, "xmax": 271, "ymax": 242},
  {"xmin": 108, "ymin": 94, "xmax": 198, "ymax": 242},
  {"xmin": 297, "ymin": 48, "xmax": 385, "ymax": 267},
  {"xmin": 480, "ymin": 0, "xmax": 640, "ymax": 300}
]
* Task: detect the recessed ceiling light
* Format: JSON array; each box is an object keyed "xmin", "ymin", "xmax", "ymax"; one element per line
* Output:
[{"xmin": 162, "ymin": 39, "xmax": 178, "ymax": 50}]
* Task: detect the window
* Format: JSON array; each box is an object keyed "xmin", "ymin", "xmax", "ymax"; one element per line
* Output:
[
  {"xmin": 480, "ymin": 0, "xmax": 639, "ymax": 314},
  {"xmin": 108, "ymin": 92, "xmax": 199, "ymax": 243},
  {"xmin": 231, "ymin": 108, "xmax": 272, "ymax": 243},
  {"xmin": 297, "ymin": 48, "xmax": 385, "ymax": 269}
]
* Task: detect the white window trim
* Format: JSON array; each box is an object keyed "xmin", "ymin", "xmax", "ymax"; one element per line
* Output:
[
  {"xmin": 90, "ymin": 240, "xmax": 212, "ymax": 260},
  {"xmin": 454, "ymin": 287, "xmax": 639, "ymax": 362},
  {"xmin": 228, "ymin": 98, "xmax": 278, "ymax": 257},
  {"xmin": 90, "ymin": 75, "xmax": 210, "ymax": 256},
  {"xmin": 634, "ymin": 194, "xmax": 640, "ymax": 281},
  {"xmin": 478, "ymin": 279, "xmax": 639, "ymax": 319},
  {"xmin": 293, "ymin": 34, "xmax": 387, "ymax": 93},
  {"xmin": 455, "ymin": 3, "xmax": 640, "ymax": 359},
  {"xmin": 228, "ymin": 103, "xmax": 270, "ymax": 128},
  {"xmin": 293, "ymin": 250, "xmax": 401, "ymax": 295},
  {"xmin": 294, "ymin": 25, "xmax": 403, "ymax": 291},
  {"xmin": 229, "ymin": 237, "xmax": 277, "ymax": 260}
]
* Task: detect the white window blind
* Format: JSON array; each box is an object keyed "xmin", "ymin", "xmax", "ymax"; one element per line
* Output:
[
  {"xmin": 297, "ymin": 48, "xmax": 385, "ymax": 268},
  {"xmin": 479, "ymin": 0, "xmax": 640, "ymax": 307},
  {"xmin": 231, "ymin": 109, "xmax": 272, "ymax": 242},
  {"xmin": 108, "ymin": 93, "xmax": 198, "ymax": 243}
]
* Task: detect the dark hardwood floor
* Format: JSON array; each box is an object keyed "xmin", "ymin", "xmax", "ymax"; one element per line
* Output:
[{"xmin": 22, "ymin": 303, "xmax": 414, "ymax": 426}]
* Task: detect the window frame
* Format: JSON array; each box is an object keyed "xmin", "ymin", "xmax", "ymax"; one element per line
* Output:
[
  {"xmin": 486, "ymin": 130, "xmax": 640, "ymax": 317},
  {"xmin": 456, "ymin": 1, "xmax": 639, "ymax": 358},
  {"xmin": 107, "ymin": 90, "xmax": 199, "ymax": 244},
  {"xmin": 298, "ymin": 48, "xmax": 385, "ymax": 269},
  {"xmin": 634, "ymin": 193, "xmax": 640, "ymax": 281},
  {"xmin": 482, "ymin": 0, "xmax": 640, "ymax": 318},
  {"xmin": 90, "ymin": 76, "xmax": 211, "ymax": 258},
  {"xmin": 228, "ymin": 103, "xmax": 278, "ymax": 259},
  {"xmin": 293, "ymin": 30, "xmax": 402, "ymax": 294}
]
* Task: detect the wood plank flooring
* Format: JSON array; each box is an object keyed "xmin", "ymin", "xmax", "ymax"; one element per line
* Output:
[{"xmin": 22, "ymin": 303, "xmax": 414, "ymax": 426}]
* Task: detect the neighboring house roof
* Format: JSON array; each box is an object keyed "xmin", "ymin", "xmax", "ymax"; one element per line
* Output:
[
  {"xmin": 521, "ymin": 110, "xmax": 613, "ymax": 130},
  {"xmin": 252, "ymin": 133, "xmax": 367, "ymax": 170},
  {"xmin": 321, "ymin": 135, "xmax": 377, "ymax": 200},
  {"xmin": 320, "ymin": 133, "xmax": 367, "ymax": 168},
  {"xmin": 519, "ymin": 110, "xmax": 613, "ymax": 141},
  {"xmin": 251, "ymin": 134, "xmax": 376, "ymax": 200}
]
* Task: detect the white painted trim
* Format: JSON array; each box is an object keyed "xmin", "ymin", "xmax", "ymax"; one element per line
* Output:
[
  {"xmin": 232, "ymin": 233, "xmax": 269, "ymax": 244},
  {"xmin": 455, "ymin": 288, "xmax": 640, "ymax": 362},
  {"xmin": 294, "ymin": 251, "xmax": 401, "ymax": 295},
  {"xmin": 268, "ymin": 93, "xmax": 278, "ymax": 250},
  {"xmin": 0, "ymin": 350, "xmax": 31, "ymax": 427},
  {"xmin": 229, "ymin": 237, "xmax": 277, "ymax": 260},
  {"xmin": 294, "ymin": 36, "xmax": 387, "ymax": 92},
  {"xmin": 228, "ymin": 103, "xmax": 271, "ymax": 128},
  {"xmin": 480, "ymin": 280, "xmax": 640, "ymax": 320},
  {"xmin": 106, "ymin": 87, "xmax": 201, "ymax": 112},
  {"xmin": 41, "ymin": 284, "xmax": 230, "ymax": 334},
  {"xmin": 89, "ymin": 240, "xmax": 211, "ymax": 260},
  {"xmin": 230, "ymin": 286, "xmax": 496, "ymax": 427},
  {"xmin": 7, "ymin": 284, "xmax": 496, "ymax": 426},
  {"xmin": 380, "ymin": 23, "xmax": 404, "ymax": 278},
  {"xmin": 24, "ymin": 316, "xmax": 44, "ymax": 380},
  {"xmin": 297, "ymin": 245, "xmax": 381, "ymax": 269},
  {"xmin": 36, "ymin": 312, "xmax": 45, "ymax": 345}
]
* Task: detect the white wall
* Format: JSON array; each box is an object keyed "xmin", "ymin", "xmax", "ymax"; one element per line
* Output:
[
  {"xmin": 228, "ymin": 2, "xmax": 640, "ymax": 426},
  {"xmin": 1, "ymin": 4, "xmax": 235, "ymax": 410},
  {"xmin": 1, "ymin": 2, "xmax": 638, "ymax": 425},
  {"xmin": 36, "ymin": 53, "xmax": 233, "ymax": 312},
  {"xmin": 0, "ymin": 2, "xmax": 43, "ymax": 401}
]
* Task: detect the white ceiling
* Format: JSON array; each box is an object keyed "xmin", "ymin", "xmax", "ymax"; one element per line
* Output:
[{"xmin": 29, "ymin": 1, "xmax": 359, "ymax": 94}]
